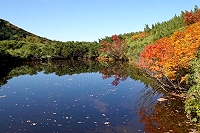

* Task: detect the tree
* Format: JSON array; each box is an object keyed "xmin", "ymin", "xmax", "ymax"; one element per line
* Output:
[
  {"xmin": 139, "ymin": 22, "xmax": 200, "ymax": 90},
  {"xmin": 132, "ymin": 32, "xmax": 150, "ymax": 40},
  {"xmin": 144, "ymin": 24, "xmax": 151, "ymax": 32},
  {"xmin": 184, "ymin": 12, "xmax": 198, "ymax": 25},
  {"xmin": 99, "ymin": 35, "xmax": 127, "ymax": 60},
  {"xmin": 184, "ymin": 7, "xmax": 200, "ymax": 25}
]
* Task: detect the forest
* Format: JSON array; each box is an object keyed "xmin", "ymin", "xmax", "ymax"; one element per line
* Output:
[{"xmin": 0, "ymin": 5, "xmax": 200, "ymax": 125}]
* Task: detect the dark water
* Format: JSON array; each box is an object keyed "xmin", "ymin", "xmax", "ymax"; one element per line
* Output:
[{"xmin": 0, "ymin": 61, "xmax": 197, "ymax": 133}]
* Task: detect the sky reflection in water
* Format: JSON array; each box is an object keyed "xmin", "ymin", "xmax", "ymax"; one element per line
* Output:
[{"xmin": 0, "ymin": 72, "xmax": 148, "ymax": 133}]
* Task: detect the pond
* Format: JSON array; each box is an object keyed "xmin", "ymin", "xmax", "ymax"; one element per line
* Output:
[{"xmin": 0, "ymin": 60, "xmax": 197, "ymax": 133}]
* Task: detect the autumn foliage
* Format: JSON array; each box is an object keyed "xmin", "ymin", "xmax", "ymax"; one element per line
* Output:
[
  {"xmin": 139, "ymin": 22, "xmax": 200, "ymax": 89},
  {"xmin": 132, "ymin": 32, "xmax": 150, "ymax": 40},
  {"xmin": 99, "ymin": 35, "xmax": 127, "ymax": 60},
  {"xmin": 184, "ymin": 10, "xmax": 200, "ymax": 25},
  {"xmin": 139, "ymin": 37, "xmax": 171, "ymax": 78}
]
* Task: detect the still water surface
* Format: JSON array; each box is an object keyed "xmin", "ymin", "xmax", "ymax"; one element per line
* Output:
[{"xmin": 0, "ymin": 61, "xmax": 196, "ymax": 133}]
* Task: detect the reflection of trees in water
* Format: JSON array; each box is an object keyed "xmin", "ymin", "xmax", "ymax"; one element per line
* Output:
[
  {"xmin": 0, "ymin": 62, "xmax": 24, "ymax": 86},
  {"xmin": 0, "ymin": 60, "xmax": 157, "ymax": 89},
  {"xmin": 100, "ymin": 63, "xmax": 128, "ymax": 86},
  {"xmin": 136, "ymin": 86, "xmax": 161, "ymax": 116},
  {"xmin": 0, "ymin": 60, "xmax": 105, "ymax": 86},
  {"xmin": 136, "ymin": 88, "xmax": 197, "ymax": 133}
]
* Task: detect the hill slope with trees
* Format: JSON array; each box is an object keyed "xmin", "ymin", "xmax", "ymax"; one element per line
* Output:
[
  {"xmin": 0, "ymin": 19, "xmax": 99, "ymax": 61},
  {"xmin": 0, "ymin": 19, "xmax": 50, "ymax": 43}
]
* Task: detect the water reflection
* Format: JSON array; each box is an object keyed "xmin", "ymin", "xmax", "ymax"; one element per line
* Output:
[
  {"xmin": 0, "ymin": 73, "xmax": 145, "ymax": 132},
  {"xmin": 137, "ymin": 87, "xmax": 197, "ymax": 133},
  {"xmin": 0, "ymin": 60, "xmax": 197, "ymax": 132},
  {"xmin": 101, "ymin": 63, "xmax": 128, "ymax": 86}
]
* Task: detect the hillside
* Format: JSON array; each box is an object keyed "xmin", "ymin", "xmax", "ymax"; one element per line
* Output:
[
  {"xmin": 0, "ymin": 19, "xmax": 99, "ymax": 61},
  {"xmin": 0, "ymin": 19, "xmax": 50, "ymax": 43}
]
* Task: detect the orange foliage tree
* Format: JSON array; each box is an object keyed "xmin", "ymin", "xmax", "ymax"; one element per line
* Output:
[
  {"xmin": 139, "ymin": 22, "xmax": 200, "ymax": 90},
  {"xmin": 139, "ymin": 37, "xmax": 171, "ymax": 78},
  {"xmin": 132, "ymin": 32, "xmax": 150, "ymax": 40}
]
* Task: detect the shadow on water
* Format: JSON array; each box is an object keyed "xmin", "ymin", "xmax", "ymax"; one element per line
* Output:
[{"xmin": 0, "ymin": 60, "xmax": 198, "ymax": 132}]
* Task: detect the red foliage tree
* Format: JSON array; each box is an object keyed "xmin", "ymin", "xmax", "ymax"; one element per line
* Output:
[
  {"xmin": 184, "ymin": 10, "xmax": 200, "ymax": 25},
  {"xmin": 99, "ymin": 35, "xmax": 127, "ymax": 60}
]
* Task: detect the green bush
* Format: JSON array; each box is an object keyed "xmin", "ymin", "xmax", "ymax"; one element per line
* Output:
[{"xmin": 185, "ymin": 51, "xmax": 200, "ymax": 123}]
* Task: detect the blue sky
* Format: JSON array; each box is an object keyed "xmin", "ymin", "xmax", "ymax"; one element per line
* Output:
[{"xmin": 0, "ymin": 0, "xmax": 199, "ymax": 42}]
